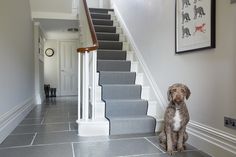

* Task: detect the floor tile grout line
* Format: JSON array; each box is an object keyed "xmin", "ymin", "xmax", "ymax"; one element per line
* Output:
[
  {"xmin": 10, "ymin": 130, "xmax": 72, "ymax": 136},
  {"xmin": 40, "ymin": 118, "xmax": 45, "ymax": 124},
  {"xmin": 1, "ymin": 135, "xmax": 175, "ymax": 151},
  {"xmin": 0, "ymin": 142, "xmax": 70, "ymax": 150},
  {"xmin": 117, "ymin": 152, "xmax": 165, "ymax": 157},
  {"xmin": 144, "ymin": 137, "xmax": 165, "ymax": 153},
  {"xmin": 71, "ymin": 142, "xmax": 75, "ymax": 157},
  {"xmin": 16, "ymin": 122, "xmax": 71, "ymax": 126},
  {"xmin": 69, "ymin": 123, "xmax": 71, "ymax": 131},
  {"xmin": 30, "ymin": 133, "xmax": 37, "ymax": 145},
  {"xmin": 10, "ymin": 132, "xmax": 37, "ymax": 136}
]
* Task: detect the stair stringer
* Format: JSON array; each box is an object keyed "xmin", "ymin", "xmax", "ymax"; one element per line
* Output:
[{"xmin": 109, "ymin": 8, "xmax": 166, "ymax": 132}]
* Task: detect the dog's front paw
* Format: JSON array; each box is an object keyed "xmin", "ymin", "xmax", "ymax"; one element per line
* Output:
[
  {"xmin": 167, "ymin": 149, "xmax": 174, "ymax": 156},
  {"xmin": 177, "ymin": 146, "xmax": 184, "ymax": 152}
]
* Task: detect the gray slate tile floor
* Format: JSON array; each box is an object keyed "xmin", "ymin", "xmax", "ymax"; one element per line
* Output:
[{"xmin": 0, "ymin": 97, "xmax": 212, "ymax": 157}]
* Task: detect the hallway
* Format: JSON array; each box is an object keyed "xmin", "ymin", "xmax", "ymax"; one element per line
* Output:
[{"xmin": 0, "ymin": 97, "xmax": 211, "ymax": 157}]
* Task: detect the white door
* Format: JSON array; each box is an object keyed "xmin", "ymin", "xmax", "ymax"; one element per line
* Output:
[{"xmin": 59, "ymin": 41, "xmax": 78, "ymax": 96}]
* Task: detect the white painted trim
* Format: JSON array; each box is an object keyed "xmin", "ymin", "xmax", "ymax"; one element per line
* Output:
[
  {"xmin": 112, "ymin": 4, "xmax": 166, "ymax": 111},
  {"xmin": 187, "ymin": 121, "xmax": 236, "ymax": 157},
  {"xmin": 0, "ymin": 98, "xmax": 34, "ymax": 143},
  {"xmin": 31, "ymin": 12, "xmax": 77, "ymax": 20}
]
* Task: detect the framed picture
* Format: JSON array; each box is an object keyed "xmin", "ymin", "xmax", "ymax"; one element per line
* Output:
[{"xmin": 175, "ymin": 0, "xmax": 216, "ymax": 53}]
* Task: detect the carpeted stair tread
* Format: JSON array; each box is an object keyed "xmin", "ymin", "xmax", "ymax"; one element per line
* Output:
[
  {"xmin": 98, "ymin": 41, "xmax": 122, "ymax": 50},
  {"xmin": 105, "ymin": 99, "xmax": 148, "ymax": 117},
  {"xmin": 97, "ymin": 60, "xmax": 130, "ymax": 72},
  {"xmin": 93, "ymin": 19, "xmax": 113, "ymax": 26},
  {"xmin": 97, "ymin": 50, "xmax": 126, "ymax": 60},
  {"xmin": 99, "ymin": 71, "xmax": 135, "ymax": 85},
  {"xmin": 91, "ymin": 13, "xmax": 111, "ymax": 20},
  {"xmin": 96, "ymin": 33, "xmax": 119, "ymax": 41},
  {"xmin": 95, "ymin": 26, "xmax": 116, "ymax": 33},
  {"xmin": 108, "ymin": 115, "xmax": 156, "ymax": 135},
  {"xmin": 89, "ymin": 8, "xmax": 114, "ymax": 14},
  {"xmin": 102, "ymin": 84, "xmax": 141, "ymax": 100}
]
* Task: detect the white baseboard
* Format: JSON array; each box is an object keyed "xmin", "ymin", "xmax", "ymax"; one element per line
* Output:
[
  {"xmin": 187, "ymin": 121, "xmax": 236, "ymax": 157},
  {"xmin": 112, "ymin": 3, "xmax": 166, "ymax": 111},
  {"xmin": 0, "ymin": 98, "xmax": 35, "ymax": 143}
]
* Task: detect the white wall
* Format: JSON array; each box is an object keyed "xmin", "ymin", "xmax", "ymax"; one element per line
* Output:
[
  {"xmin": 111, "ymin": 0, "xmax": 236, "ymax": 155},
  {"xmin": 87, "ymin": 0, "xmax": 111, "ymax": 8},
  {"xmin": 0, "ymin": 0, "xmax": 34, "ymax": 142},
  {"xmin": 30, "ymin": 0, "xmax": 73, "ymax": 13}
]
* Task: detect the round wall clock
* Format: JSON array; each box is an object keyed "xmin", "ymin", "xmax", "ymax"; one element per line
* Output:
[{"xmin": 45, "ymin": 48, "xmax": 54, "ymax": 57}]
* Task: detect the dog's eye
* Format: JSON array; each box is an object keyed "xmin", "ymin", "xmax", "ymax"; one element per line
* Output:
[
  {"xmin": 172, "ymin": 89, "xmax": 177, "ymax": 92},
  {"xmin": 181, "ymin": 89, "xmax": 185, "ymax": 93}
]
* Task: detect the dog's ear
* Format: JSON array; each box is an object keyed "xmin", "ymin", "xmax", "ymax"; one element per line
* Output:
[
  {"xmin": 185, "ymin": 85, "xmax": 191, "ymax": 100},
  {"xmin": 167, "ymin": 86, "xmax": 173, "ymax": 101}
]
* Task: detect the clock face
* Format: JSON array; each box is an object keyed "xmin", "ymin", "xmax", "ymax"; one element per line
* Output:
[{"xmin": 45, "ymin": 48, "xmax": 54, "ymax": 57}]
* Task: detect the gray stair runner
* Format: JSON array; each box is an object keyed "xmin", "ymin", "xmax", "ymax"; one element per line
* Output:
[
  {"xmin": 99, "ymin": 71, "xmax": 136, "ymax": 85},
  {"xmin": 97, "ymin": 50, "xmax": 126, "ymax": 60},
  {"xmin": 90, "ymin": 8, "xmax": 114, "ymax": 14},
  {"xmin": 95, "ymin": 26, "xmax": 116, "ymax": 33},
  {"xmin": 91, "ymin": 13, "xmax": 111, "ymax": 20},
  {"xmin": 91, "ymin": 8, "xmax": 156, "ymax": 135},
  {"xmin": 93, "ymin": 19, "xmax": 113, "ymax": 26},
  {"xmin": 96, "ymin": 33, "xmax": 119, "ymax": 41},
  {"xmin": 98, "ymin": 41, "xmax": 122, "ymax": 50}
]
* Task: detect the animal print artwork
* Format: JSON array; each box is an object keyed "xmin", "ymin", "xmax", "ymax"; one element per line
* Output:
[
  {"xmin": 182, "ymin": 0, "xmax": 191, "ymax": 9},
  {"xmin": 182, "ymin": 26, "xmax": 191, "ymax": 38},
  {"xmin": 194, "ymin": 23, "xmax": 206, "ymax": 34},
  {"xmin": 194, "ymin": 5, "xmax": 206, "ymax": 19},
  {"xmin": 194, "ymin": 0, "xmax": 201, "ymax": 4},
  {"xmin": 182, "ymin": 11, "xmax": 191, "ymax": 24},
  {"xmin": 177, "ymin": 0, "xmax": 214, "ymax": 52}
]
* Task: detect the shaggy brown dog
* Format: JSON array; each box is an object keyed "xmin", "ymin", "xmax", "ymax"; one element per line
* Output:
[{"xmin": 159, "ymin": 83, "xmax": 191, "ymax": 155}]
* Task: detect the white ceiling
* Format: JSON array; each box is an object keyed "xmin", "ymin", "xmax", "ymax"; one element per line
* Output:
[
  {"xmin": 35, "ymin": 19, "xmax": 79, "ymax": 39},
  {"xmin": 30, "ymin": 0, "xmax": 109, "ymax": 39}
]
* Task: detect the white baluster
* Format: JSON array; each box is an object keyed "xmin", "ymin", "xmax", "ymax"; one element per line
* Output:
[
  {"xmin": 92, "ymin": 50, "xmax": 97, "ymax": 119},
  {"xmin": 78, "ymin": 53, "xmax": 81, "ymax": 120},
  {"xmin": 82, "ymin": 51, "xmax": 89, "ymax": 120}
]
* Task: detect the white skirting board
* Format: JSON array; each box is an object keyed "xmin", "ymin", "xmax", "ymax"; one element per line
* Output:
[
  {"xmin": 0, "ymin": 98, "xmax": 35, "ymax": 143},
  {"xmin": 187, "ymin": 121, "xmax": 236, "ymax": 157}
]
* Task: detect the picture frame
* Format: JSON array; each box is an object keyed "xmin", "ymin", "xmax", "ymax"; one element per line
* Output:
[{"xmin": 175, "ymin": 0, "xmax": 216, "ymax": 53}]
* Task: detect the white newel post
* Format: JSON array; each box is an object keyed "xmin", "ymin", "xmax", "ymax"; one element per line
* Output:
[{"xmin": 77, "ymin": 0, "xmax": 109, "ymax": 136}]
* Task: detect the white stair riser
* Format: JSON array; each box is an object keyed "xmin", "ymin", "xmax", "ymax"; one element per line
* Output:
[
  {"xmin": 119, "ymin": 34, "xmax": 126, "ymax": 42},
  {"xmin": 147, "ymin": 101, "xmax": 157, "ymax": 118},
  {"xmin": 116, "ymin": 27, "xmax": 122, "ymax": 34},
  {"xmin": 141, "ymin": 86, "xmax": 150, "ymax": 100},
  {"xmin": 126, "ymin": 53, "xmax": 134, "ymax": 61},
  {"xmin": 77, "ymin": 119, "xmax": 109, "ymax": 136},
  {"xmin": 131, "ymin": 62, "xmax": 138, "ymax": 72},
  {"xmin": 135, "ymin": 73, "xmax": 144, "ymax": 85},
  {"xmin": 113, "ymin": 21, "xmax": 120, "ymax": 27},
  {"xmin": 122, "ymin": 42, "xmax": 129, "ymax": 51},
  {"xmin": 95, "ymin": 101, "xmax": 106, "ymax": 119}
]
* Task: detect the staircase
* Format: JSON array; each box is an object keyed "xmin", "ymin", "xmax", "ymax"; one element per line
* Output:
[{"xmin": 89, "ymin": 8, "xmax": 156, "ymax": 135}]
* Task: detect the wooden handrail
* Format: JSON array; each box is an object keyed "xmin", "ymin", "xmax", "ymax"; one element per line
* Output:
[{"xmin": 77, "ymin": 0, "xmax": 98, "ymax": 53}]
